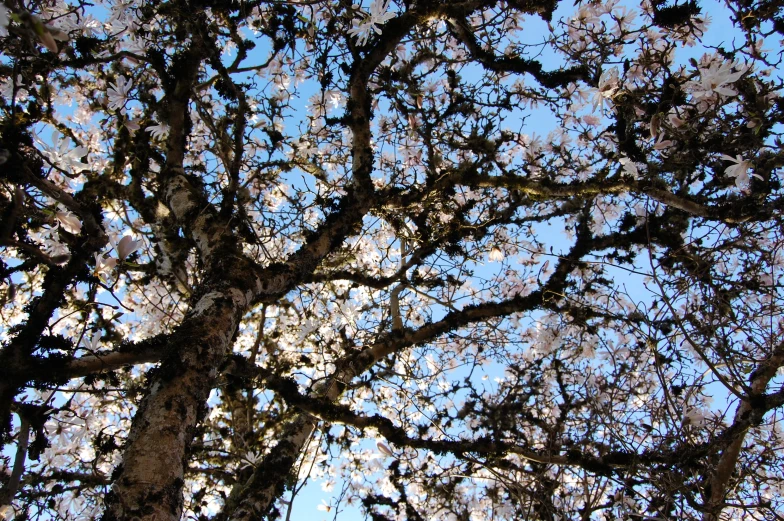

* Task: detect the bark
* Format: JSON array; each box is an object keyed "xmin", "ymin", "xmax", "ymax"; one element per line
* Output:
[
  {"xmin": 102, "ymin": 36, "xmax": 217, "ymax": 521},
  {"xmin": 224, "ymin": 413, "xmax": 319, "ymax": 521},
  {"xmin": 102, "ymin": 289, "xmax": 250, "ymax": 521},
  {"xmin": 102, "ymin": 24, "xmax": 384, "ymax": 518},
  {"xmin": 702, "ymin": 343, "xmax": 784, "ymax": 521}
]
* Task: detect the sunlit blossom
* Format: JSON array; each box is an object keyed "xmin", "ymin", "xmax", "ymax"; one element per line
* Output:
[
  {"xmin": 489, "ymin": 246, "xmax": 505, "ymax": 262},
  {"xmin": 146, "ymin": 122, "xmax": 169, "ymax": 139},
  {"xmin": 56, "ymin": 209, "xmax": 82, "ymax": 235},
  {"xmin": 692, "ymin": 58, "xmax": 747, "ymax": 99},
  {"xmin": 618, "ymin": 156, "xmax": 639, "ymax": 178},
  {"xmin": 376, "ymin": 441, "xmax": 394, "ymax": 457},
  {"xmin": 94, "ymin": 253, "xmax": 117, "ymax": 278},
  {"xmin": 592, "ymin": 67, "xmax": 620, "ymax": 111},
  {"xmin": 117, "ymin": 235, "xmax": 142, "ymax": 261},
  {"xmin": 721, "ymin": 154, "xmax": 762, "ymax": 190},
  {"xmin": 37, "ymin": 130, "xmax": 89, "ymax": 174},
  {"xmin": 348, "ymin": 0, "xmax": 395, "ymax": 46},
  {"xmin": 653, "ymin": 133, "xmax": 674, "ymax": 151},
  {"xmin": 107, "ymin": 76, "xmax": 132, "ymax": 111},
  {"xmin": 0, "ymin": 4, "xmax": 10, "ymax": 37}
]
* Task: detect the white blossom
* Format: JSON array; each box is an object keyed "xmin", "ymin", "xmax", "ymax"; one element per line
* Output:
[
  {"xmin": 721, "ymin": 154, "xmax": 762, "ymax": 190},
  {"xmin": 618, "ymin": 156, "xmax": 639, "ymax": 178},
  {"xmin": 81, "ymin": 334, "xmax": 101, "ymax": 352},
  {"xmin": 653, "ymin": 133, "xmax": 674, "ymax": 150},
  {"xmin": 107, "ymin": 76, "xmax": 132, "ymax": 111},
  {"xmin": 592, "ymin": 67, "xmax": 620, "ymax": 111},
  {"xmin": 0, "ymin": 4, "xmax": 10, "ymax": 37},
  {"xmin": 146, "ymin": 122, "xmax": 170, "ymax": 140},
  {"xmin": 37, "ymin": 131, "xmax": 89, "ymax": 174},
  {"xmin": 692, "ymin": 58, "xmax": 747, "ymax": 99},
  {"xmin": 94, "ymin": 253, "xmax": 117, "ymax": 278},
  {"xmin": 241, "ymin": 451, "xmax": 263, "ymax": 468},
  {"xmin": 117, "ymin": 235, "xmax": 142, "ymax": 260},
  {"xmin": 56, "ymin": 209, "xmax": 82, "ymax": 235},
  {"xmin": 348, "ymin": 0, "xmax": 395, "ymax": 46},
  {"xmin": 124, "ymin": 118, "xmax": 141, "ymax": 132},
  {"xmin": 376, "ymin": 441, "xmax": 394, "ymax": 457}
]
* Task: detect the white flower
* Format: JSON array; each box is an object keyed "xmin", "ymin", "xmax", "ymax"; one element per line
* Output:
[
  {"xmin": 81, "ymin": 334, "xmax": 101, "ymax": 352},
  {"xmin": 348, "ymin": 0, "xmax": 395, "ymax": 46},
  {"xmin": 653, "ymin": 133, "xmax": 674, "ymax": 151},
  {"xmin": 721, "ymin": 154, "xmax": 762, "ymax": 190},
  {"xmin": 292, "ymin": 138, "xmax": 317, "ymax": 158},
  {"xmin": 592, "ymin": 67, "xmax": 620, "ymax": 111},
  {"xmin": 94, "ymin": 252, "xmax": 117, "ymax": 277},
  {"xmin": 37, "ymin": 130, "xmax": 89, "ymax": 174},
  {"xmin": 124, "ymin": 118, "xmax": 141, "ymax": 132},
  {"xmin": 117, "ymin": 235, "xmax": 142, "ymax": 260},
  {"xmin": 324, "ymin": 90, "xmax": 344, "ymax": 111},
  {"xmin": 668, "ymin": 113, "xmax": 686, "ymax": 128},
  {"xmin": 582, "ymin": 115, "xmax": 601, "ymax": 126},
  {"xmin": 56, "ymin": 209, "xmax": 82, "ymax": 234},
  {"xmin": 241, "ymin": 451, "xmax": 263, "ymax": 468},
  {"xmin": 33, "ymin": 225, "xmax": 69, "ymax": 259},
  {"xmin": 368, "ymin": 0, "xmax": 395, "ymax": 26},
  {"xmin": 376, "ymin": 441, "xmax": 394, "ymax": 457},
  {"xmin": 0, "ymin": 4, "xmax": 10, "ymax": 37},
  {"xmin": 107, "ymin": 76, "xmax": 132, "ymax": 111},
  {"xmin": 317, "ymin": 500, "xmax": 332, "ymax": 512},
  {"xmin": 693, "ymin": 59, "xmax": 746, "ymax": 99},
  {"xmin": 146, "ymin": 122, "xmax": 169, "ymax": 140},
  {"xmin": 37, "ymin": 25, "xmax": 59, "ymax": 53},
  {"xmin": 682, "ymin": 407, "xmax": 705, "ymax": 427},
  {"xmin": 618, "ymin": 157, "xmax": 639, "ymax": 178},
  {"xmin": 488, "ymin": 246, "xmax": 504, "ymax": 262},
  {"xmin": 1, "ymin": 504, "xmax": 16, "ymax": 520}
]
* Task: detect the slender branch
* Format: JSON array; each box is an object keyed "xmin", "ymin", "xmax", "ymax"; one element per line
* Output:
[{"xmin": 0, "ymin": 415, "xmax": 29, "ymax": 508}]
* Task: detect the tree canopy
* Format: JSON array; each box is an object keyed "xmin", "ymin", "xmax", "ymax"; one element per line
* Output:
[{"xmin": 1, "ymin": 0, "xmax": 784, "ymax": 520}]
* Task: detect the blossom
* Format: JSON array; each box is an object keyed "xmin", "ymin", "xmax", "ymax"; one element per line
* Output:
[
  {"xmin": 582, "ymin": 115, "xmax": 601, "ymax": 126},
  {"xmin": 56, "ymin": 209, "xmax": 82, "ymax": 234},
  {"xmin": 32, "ymin": 225, "xmax": 70, "ymax": 259},
  {"xmin": 146, "ymin": 122, "xmax": 169, "ymax": 140},
  {"xmin": 692, "ymin": 59, "xmax": 746, "ymax": 99},
  {"xmin": 592, "ymin": 67, "xmax": 620, "ymax": 111},
  {"xmin": 0, "ymin": 75, "xmax": 28, "ymax": 105},
  {"xmin": 376, "ymin": 441, "xmax": 394, "ymax": 457},
  {"xmin": 721, "ymin": 154, "xmax": 762, "ymax": 190},
  {"xmin": 653, "ymin": 133, "xmax": 674, "ymax": 151},
  {"xmin": 668, "ymin": 112, "xmax": 687, "ymax": 128},
  {"xmin": 348, "ymin": 0, "xmax": 395, "ymax": 46},
  {"xmin": 107, "ymin": 76, "xmax": 132, "ymax": 111},
  {"xmin": 618, "ymin": 157, "xmax": 639, "ymax": 178},
  {"xmin": 124, "ymin": 118, "xmax": 141, "ymax": 132},
  {"xmin": 324, "ymin": 90, "xmax": 344, "ymax": 111},
  {"xmin": 488, "ymin": 246, "xmax": 504, "ymax": 262},
  {"xmin": 0, "ymin": 4, "xmax": 10, "ymax": 37},
  {"xmin": 37, "ymin": 26, "xmax": 59, "ymax": 53},
  {"xmin": 241, "ymin": 451, "xmax": 263, "ymax": 468},
  {"xmin": 37, "ymin": 130, "xmax": 89, "ymax": 174},
  {"xmin": 94, "ymin": 253, "xmax": 117, "ymax": 278},
  {"xmin": 117, "ymin": 235, "xmax": 142, "ymax": 260},
  {"xmin": 81, "ymin": 334, "xmax": 101, "ymax": 352},
  {"xmin": 682, "ymin": 407, "xmax": 706, "ymax": 427}
]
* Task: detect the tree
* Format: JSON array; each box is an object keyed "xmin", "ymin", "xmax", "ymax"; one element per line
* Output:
[{"xmin": 1, "ymin": 0, "xmax": 783, "ymax": 519}]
